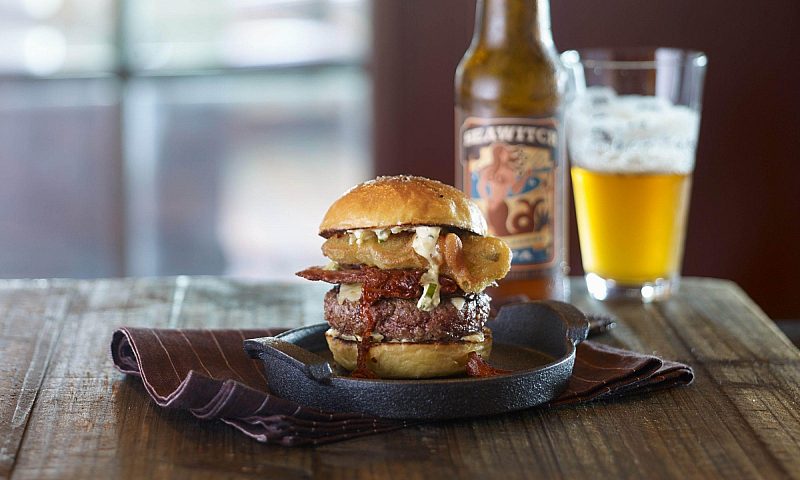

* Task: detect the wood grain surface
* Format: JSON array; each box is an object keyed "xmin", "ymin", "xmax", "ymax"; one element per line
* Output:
[{"xmin": 0, "ymin": 277, "xmax": 798, "ymax": 480}]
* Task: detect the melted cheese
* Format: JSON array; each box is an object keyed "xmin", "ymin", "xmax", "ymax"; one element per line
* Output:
[
  {"xmin": 373, "ymin": 229, "xmax": 390, "ymax": 242},
  {"xmin": 327, "ymin": 328, "xmax": 384, "ymax": 342},
  {"xmin": 351, "ymin": 229, "xmax": 369, "ymax": 245},
  {"xmin": 337, "ymin": 283, "xmax": 363, "ymax": 304},
  {"xmin": 460, "ymin": 331, "xmax": 485, "ymax": 343},
  {"xmin": 412, "ymin": 226, "xmax": 442, "ymax": 311},
  {"xmin": 330, "ymin": 327, "xmax": 480, "ymax": 345},
  {"xmin": 322, "ymin": 261, "xmax": 340, "ymax": 271},
  {"xmin": 450, "ymin": 296, "xmax": 466, "ymax": 311}
]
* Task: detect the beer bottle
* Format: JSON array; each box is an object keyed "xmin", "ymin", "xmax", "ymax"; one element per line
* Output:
[{"xmin": 455, "ymin": 0, "xmax": 567, "ymax": 300}]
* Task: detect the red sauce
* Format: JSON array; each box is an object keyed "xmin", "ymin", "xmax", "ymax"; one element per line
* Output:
[
  {"xmin": 465, "ymin": 352, "xmax": 511, "ymax": 377},
  {"xmin": 351, "ymin": 294, "xmax": 379, "ymax": 379}
]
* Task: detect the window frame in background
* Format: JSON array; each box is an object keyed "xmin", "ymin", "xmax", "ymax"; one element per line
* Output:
[{"xmin": 0, "ymin": 0, "xmax": 372, "ymax": 279}]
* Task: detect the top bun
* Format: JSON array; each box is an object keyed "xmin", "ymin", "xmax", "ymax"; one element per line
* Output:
[{"xmin": 319, "ymin": 175, "xmax": 488, "ymax": 237}]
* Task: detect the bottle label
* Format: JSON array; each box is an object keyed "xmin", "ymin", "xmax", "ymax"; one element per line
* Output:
[{"xmin": 459, "ymin": 117, "xmax": 560, "ymax": 278}]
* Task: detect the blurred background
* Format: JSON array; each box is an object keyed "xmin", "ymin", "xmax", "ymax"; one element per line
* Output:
[{"xmin": 0, "ymin": 0, "xmax": 798, "ymax": 321}]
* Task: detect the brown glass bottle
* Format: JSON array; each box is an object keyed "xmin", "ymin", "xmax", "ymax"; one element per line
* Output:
[{"xmin": 455, "ymin": 0, "xmax": 567, "ymax": 300}]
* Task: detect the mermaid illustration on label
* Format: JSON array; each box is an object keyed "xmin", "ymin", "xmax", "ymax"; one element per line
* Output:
[
  {"xmin": 475, "ymin": 142, "xmax": 534, "ymax": 236},
  {"xmin": 469, "ymin": 140, "xmax": 556, "ymax": 268}
]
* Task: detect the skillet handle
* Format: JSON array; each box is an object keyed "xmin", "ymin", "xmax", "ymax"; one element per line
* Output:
[
  {"xmin": 244, "ymin": 337, "xmax": 334, "ymax": 384},
  {"xmin": 535, "ymin": 300, "xmax": 590, "ymax": 345},
  {"xmin": 492, "ymin": 300, "xmax": 590, "ymax": 346}
]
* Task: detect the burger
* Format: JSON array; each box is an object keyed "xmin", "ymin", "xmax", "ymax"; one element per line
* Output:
[{"xmin": 296, "ymin": 175, "xmax": 511, "ymax": 379}]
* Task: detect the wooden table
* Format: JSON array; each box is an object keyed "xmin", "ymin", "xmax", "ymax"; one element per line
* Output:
[{"xmin": 2, "ymin": 277, "xmax": 799, "ymax": 479}]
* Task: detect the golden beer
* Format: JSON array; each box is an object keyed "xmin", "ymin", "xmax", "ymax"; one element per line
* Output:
[
  {"xmin": 571, "ymin": 167, "xmax": 692, "ymax": 285},
  {"xmin": 562, "ymin": 48, "xmax": 706, "ymax": 301}
]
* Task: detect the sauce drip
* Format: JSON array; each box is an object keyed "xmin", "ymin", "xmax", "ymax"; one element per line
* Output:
[
  {"xmin": 466, "ymin": 352, "xmax": 511, "ymax": 377},
  {"xmin": 350, "ymin": 288, "xmax": 381, "ymax": 379}
]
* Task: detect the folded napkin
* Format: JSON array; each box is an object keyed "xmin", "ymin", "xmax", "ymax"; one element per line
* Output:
[
  {"xmin": 111, "ymin": 327, "xmax": 692, "ymax": 446},
  {"xmin": 549, "ymin": 342, "xmax": 694, "ymax": 406}
]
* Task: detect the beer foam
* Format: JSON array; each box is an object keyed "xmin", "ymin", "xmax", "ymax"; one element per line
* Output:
[{"xmin": 566, "ymin": 87, "xmax": 700, "ymax": 174}]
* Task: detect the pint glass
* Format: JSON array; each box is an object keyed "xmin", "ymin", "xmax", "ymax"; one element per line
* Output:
[{"xmin": 562, "ymin": 48, "xmax": 707, "ymax": 301}]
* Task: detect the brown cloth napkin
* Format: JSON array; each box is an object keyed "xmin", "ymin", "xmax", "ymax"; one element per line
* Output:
[
  {"xmin": 549, "ymin": 341, "xmax": 694, "ymax": 406},
  {"xmin": 110, "ymin": 327, "xmax": 692, "ymax": 446}
]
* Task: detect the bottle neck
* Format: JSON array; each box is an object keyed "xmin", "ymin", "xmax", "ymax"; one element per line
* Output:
[{"xmin": 474, "ymin": 0, "xmax": 554, "ymax": 49}]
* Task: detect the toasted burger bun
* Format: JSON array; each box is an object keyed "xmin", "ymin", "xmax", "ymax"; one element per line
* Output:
[
  {"xmin": 325, "ymin": 328, "xmax": 492, "ymax": 379},
  {"xmin": 319, "ymin": 175, "xmax": 488, "ymax": 238}
]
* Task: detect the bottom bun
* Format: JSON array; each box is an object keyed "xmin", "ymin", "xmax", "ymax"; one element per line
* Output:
[{"xmin": 325, "ymin": 328, "xmax": 492, "ymax": 379}]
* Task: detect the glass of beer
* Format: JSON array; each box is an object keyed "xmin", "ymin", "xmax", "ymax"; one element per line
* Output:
[{"xmin": 562, "ymin": 48, "xmax": 707, "ymax": 301}]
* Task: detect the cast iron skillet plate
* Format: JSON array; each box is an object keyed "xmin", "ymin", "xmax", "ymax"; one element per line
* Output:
[{"xmin": 244, "ymin": 301, "xmax": 590, "ymax": 420}]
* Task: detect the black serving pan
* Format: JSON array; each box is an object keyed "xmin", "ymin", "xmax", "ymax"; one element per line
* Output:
[{"xmin": 244, "ymin": 301, "xmax": 590, "ymax": 420}]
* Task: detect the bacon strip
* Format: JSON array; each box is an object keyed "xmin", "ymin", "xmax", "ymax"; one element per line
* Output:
[{"xmin": 296, "ymin": 265, "xmax": 461, "ymax": 300}]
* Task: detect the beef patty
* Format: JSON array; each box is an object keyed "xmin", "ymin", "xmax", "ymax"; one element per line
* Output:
[{"xmin": 323, "ymin": 288, "xmax": 490, "ymax": 342}]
